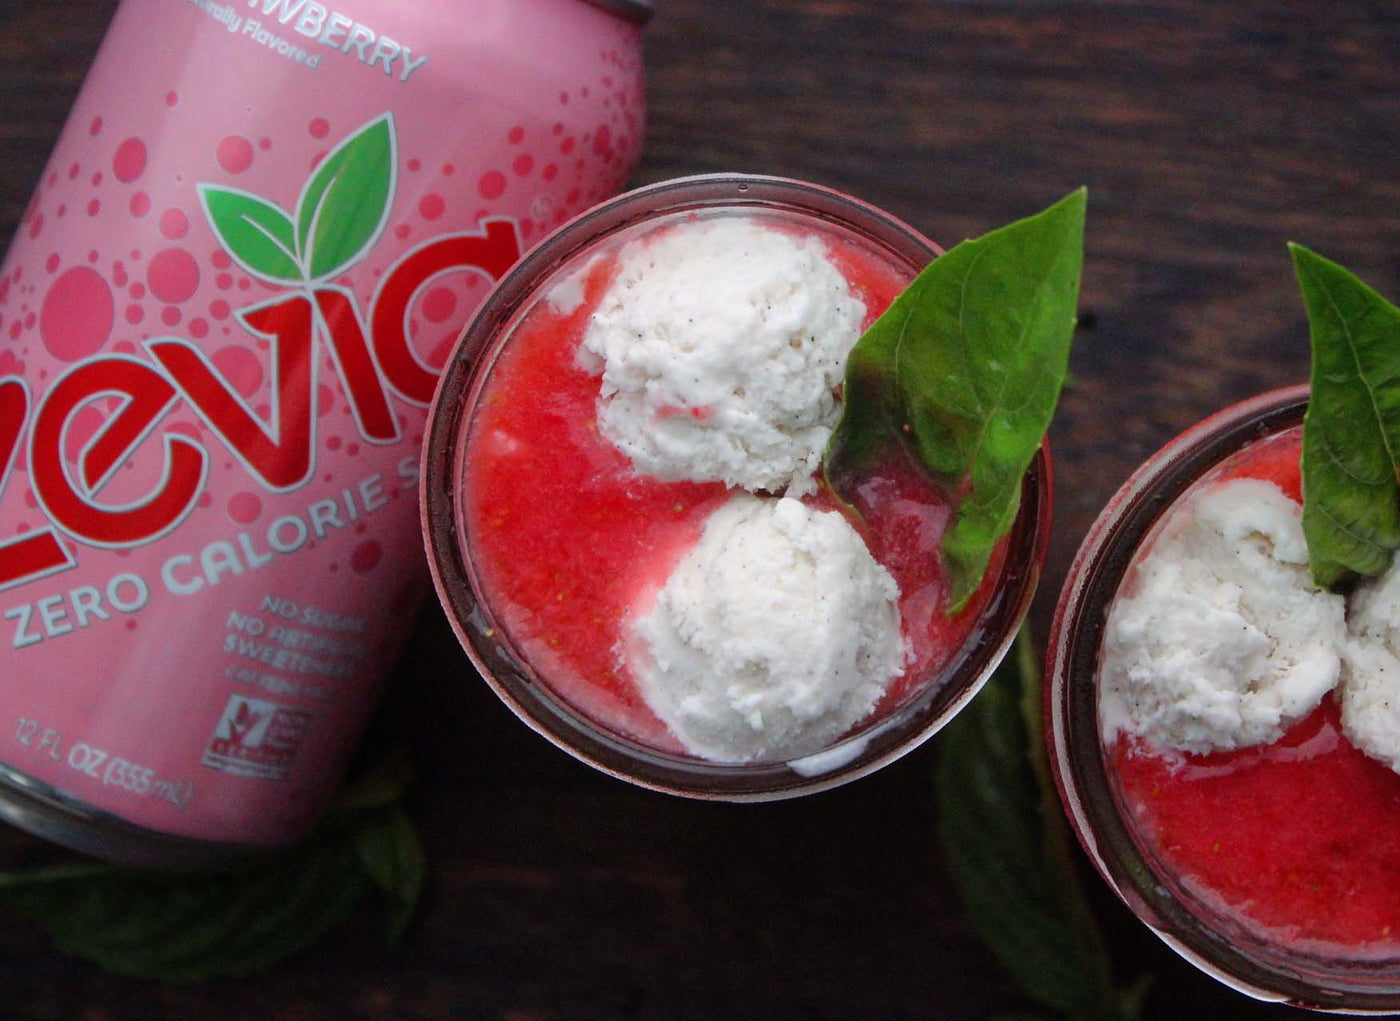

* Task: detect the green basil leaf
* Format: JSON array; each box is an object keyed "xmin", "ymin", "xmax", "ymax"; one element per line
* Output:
[
  {"xmin": 1290, "ymin": 243, "xmax": 1400, "ymax": 588},
  {"xmin": 354, "ymin": 804, "xmax": 425, "ymax": 946},
  {"xmin": 0, "ymin": 832, "xmax": 364, "ymax": 983},
  {"xmin": 824, "ymin": 190, "xmax": 1085, "ymax": 613},
  {"xmin": 198, "ymin": 186, "xmax": 302, "ymax": 284},
  {"xmin": 295, "ymin": 114, "xmax": 395, "ymax": 281},
  {"xmin": 0, "ymin": 748, "xmax": 424, "ymax": 983},
  {"xmin": 936, "ymin": 628, "xmax": 1148, "ymax": 1020}
]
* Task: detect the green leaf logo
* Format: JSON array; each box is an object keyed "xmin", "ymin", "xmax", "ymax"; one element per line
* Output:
[
  {"xmin": 197, "ymin": 114, "xmax": 398, "ymax": 287},
  {"xmin": 198, "ymin": 186, "xmax": 302, "ymax": 284},
  {"xmin": 295, "ymin": 113, "xmax": 395, "ymax": 282}
]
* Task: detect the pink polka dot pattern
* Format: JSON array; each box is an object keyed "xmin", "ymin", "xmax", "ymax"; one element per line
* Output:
[
  {"xmin": 351, "ymin": 540, "xmax": 382, "ymax": 574},
  {"xmin": 419, "ymin": 194, "xmax": 445, "ymax": 220},
  {"xmin": 159, "ymin": 209, "xmax": 189, "ymax": 239},
  {"xmin": 41, "ymin": 268, "xmax": 113, "ymax": 361},
  {"xmin": 422, "ymin": 287, "xmax": 456, "ymax": 323},
  {"xmin": 227, "ymin": 491, "xmax": 263, "ymax": 525},
  {"xmin": 211, "ymin": 345, "xmax": 263, "ymax": 397},
  {"xmin": 478, "ymin": 171, "xmax": 506, "ymax": 200},
  {"xmin": 112, "ymin": 138, "xmax": 146, "ymax": 182},
  {"xmin": 147, "ymin": 249, "xmax": 200, "ymax": 304},
  {"xmin": 216, "ymin": 136, "xmax": 255, "ymax": 175}
]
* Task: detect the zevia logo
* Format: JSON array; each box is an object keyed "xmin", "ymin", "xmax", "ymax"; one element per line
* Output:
[{"xmin": 0, "ymin": 114, "xmax": 522, "ymax": 591}]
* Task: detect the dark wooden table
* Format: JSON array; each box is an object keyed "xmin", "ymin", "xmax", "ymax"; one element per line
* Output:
[{"xmin": 3, "ymin": 0, "xmax": 1399, "ymax": 1016}]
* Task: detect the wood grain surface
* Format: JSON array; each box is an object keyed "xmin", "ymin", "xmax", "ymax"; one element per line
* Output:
[{"xmin": 2, "ymin": 0, "xmax": 1399, "ymax": 1017}]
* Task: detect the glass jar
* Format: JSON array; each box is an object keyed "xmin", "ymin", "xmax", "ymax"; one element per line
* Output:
[
  {"xmin": 423, "ymin": 173, "xmax": 1051, "ymax": 799},
  {"xmin": 1046, "ymin": 384, "xmax": 1400, "ymax": 1012}
]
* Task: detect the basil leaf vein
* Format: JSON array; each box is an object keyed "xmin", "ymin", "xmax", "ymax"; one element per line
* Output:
[
  {"xmin": 936, "ymin": 628, "xmax": 1149, "ymax": 1020},
  {"xmin": 824, "ymin": 189, "xmax": 1085, "ymax": 612},
  {"xmin": 1291, "ymin": 242, "xmax": 1400, "ymax": 588}
]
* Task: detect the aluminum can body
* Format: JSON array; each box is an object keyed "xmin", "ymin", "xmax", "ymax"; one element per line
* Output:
[{"xmin": 0, "ymin": 0, "xmax": 645, "ymax": 864}]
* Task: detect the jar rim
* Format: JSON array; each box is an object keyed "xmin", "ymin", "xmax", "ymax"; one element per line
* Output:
[
  {"xmin": 579, "ymin": 0, "xmax": 654, "ymax": 25},
  {"xmin": 421, "ymin": 172, "xmax": 1053, "ymax": 800},
  {"xmin": 1045, "ymin": 383, "xmax": 1400, "ymax": 1011}
]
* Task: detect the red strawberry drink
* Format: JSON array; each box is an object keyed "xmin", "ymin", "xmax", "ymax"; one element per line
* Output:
[
  {"xmin": 0, "ymin": 0, "xmax": 648, "ymax": 865},
  {"xmin": 424, "ymin": 176, "xmax": 1051, "ymax": 799},
  {"xmin": 1047, "ymin": 388, "xmax": 1400, "ymax": 1009}
]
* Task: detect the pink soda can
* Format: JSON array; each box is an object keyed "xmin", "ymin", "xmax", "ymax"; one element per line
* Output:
[{"xmin": 0, "ymin": 0, "xmax": 649, "ymax": 866}]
